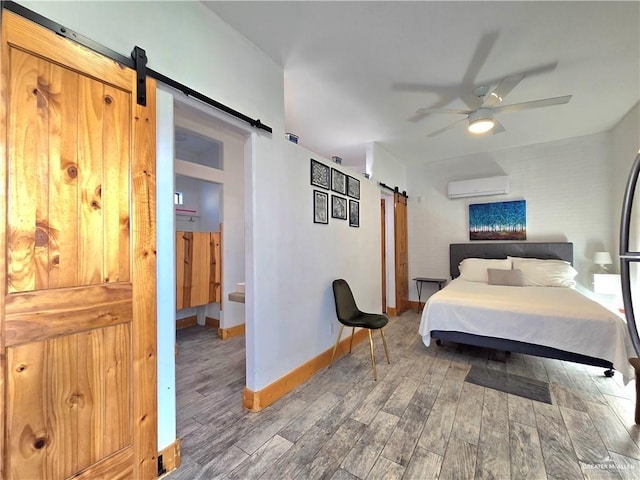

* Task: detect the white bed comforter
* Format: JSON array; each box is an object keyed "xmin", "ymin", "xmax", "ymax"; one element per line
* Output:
[{"xmin": 419, "ymin": 278, "xmax": 636, "ymax": 383}]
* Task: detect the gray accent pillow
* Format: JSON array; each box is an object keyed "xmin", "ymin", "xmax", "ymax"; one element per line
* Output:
[{"xmin": 487, "ymin": 268, "xmax": 523, "ymax": 286}]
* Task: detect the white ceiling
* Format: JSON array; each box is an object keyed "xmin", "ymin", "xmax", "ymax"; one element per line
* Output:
[{"xmin": 204, "ymin": 1, "xmax": 640, "ymax": 169}]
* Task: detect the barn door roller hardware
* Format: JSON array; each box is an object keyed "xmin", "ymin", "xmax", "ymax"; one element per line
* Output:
[
  {"xmin": 132, "ymin": 46, "xmax": 147, "ymax": 107},
  {"xmin": 2, "ymin": 1, "xmax": 272, "ymax": 133},
  {"xmin": 379, "ymin": 182, "xmax": 408, "ymax": 199}
]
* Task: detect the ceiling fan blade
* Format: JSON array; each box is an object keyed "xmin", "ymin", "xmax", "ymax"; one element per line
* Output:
[
  {"xmin": 495, "ymin": 95, "xmax": 572, "ymax": 114},
  {"xmin": 482, "ymin": 74, "xmax": 525, "ymax": 108},
  {"xmin": 408, "ymin": 110, "xmax": 430, "ymax": 123},
  {"xmin": 416, "ymin": 107, "xmax": 472, "ymax": 116},
  {"xmin": 426, "ymin": 117, "xmax": 468, "ymax": 138},
  {"xmin": 492, "ymin": 118, "xmax": 506, "ymax": 135}
]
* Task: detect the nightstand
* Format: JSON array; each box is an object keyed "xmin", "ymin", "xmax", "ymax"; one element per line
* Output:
[
  {"xmin": 592, "ymin": 273, "xmax": 623, "ymax": 315},
  {"xmin": 593, "ymin": 273, "xmax": 621, "ymax": 295}
]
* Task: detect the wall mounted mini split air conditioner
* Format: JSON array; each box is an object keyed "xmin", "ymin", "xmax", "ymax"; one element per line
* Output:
[{"xmin": 447, "ymin": 175, "xmax": 510, "ymax": 199}]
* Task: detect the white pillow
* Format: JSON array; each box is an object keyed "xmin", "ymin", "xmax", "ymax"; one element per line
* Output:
[
  {"xmin": 510, "ymin": 257, "xmax": 577, "ymax": 287},
  {"xmin": 458, "ymin": 258, "xmax": 511, "ymax": 283}
]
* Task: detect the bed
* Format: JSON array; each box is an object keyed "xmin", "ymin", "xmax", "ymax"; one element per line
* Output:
[{"xmin": 418, "ymin": 242, "xmax": 636, "ymax": 382}]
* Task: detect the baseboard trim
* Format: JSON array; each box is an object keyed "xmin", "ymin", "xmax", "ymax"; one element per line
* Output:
[
  {"xmin": 242, "ymin": 327, "xmax": 369, "ymax": 412},
  {"xmin": 219, "ymin": 323, "xmax": 245, "ymax": 340},
  {"xmin": 386, "ymin": 306, "xmax": 397, "ymax": 317},
  {"xmin": 176, "ymin": 315, "xmax": 197, "ymax": 329},
  {"xmin": 206, "ymin": 316, "xmax": 220, "ymax": 328},
  {"xmin": 158, "ymin": 438, "xmax": 181, "ymax": 477},
  {"xmin": 408, "ymin": 301, "xmax": 424, "ymax": 311}
]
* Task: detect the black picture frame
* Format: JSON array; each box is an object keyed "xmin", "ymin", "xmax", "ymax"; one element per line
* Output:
[
  {"xmin": 347, "ymin": 175, "xmax": 360, "ymax": 200},
  {"xmin": 331, "ymin": 168, "xmax": 347, "ymax": 195},
  {"xmin": 313, "ymin": 190, "xmax": 329, "ymax": 224},
  {"xmin": 331, "ymin": 195, "xmax": 347, "ymax": 219},
  {"xmin": 310, "ymin": 159, "xmax": 330, "ymax": 189},
  {"xmin": 349, "ymin": 200, "xmax": 359, "ymax": 227}
]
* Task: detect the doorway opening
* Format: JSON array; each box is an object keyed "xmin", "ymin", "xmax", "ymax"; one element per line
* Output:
[{"xmin": 169, "ymin": 97, "xmax": 250, "ymax": 461}]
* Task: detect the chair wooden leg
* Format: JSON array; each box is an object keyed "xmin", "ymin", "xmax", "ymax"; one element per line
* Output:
[
  {"xmin": 349, "ymin": 327, "xmax": 355, "ymax": 353},
  {"xmin": 368, "ymin": 329, "xmax": 377, "ymax": 381},
  {"xmin": 329, "ymin": 325, "xmax": 345, "ymax": 368},
  {"xmin": 380, "ymin": 328, "xmax": 390, "ymax": 364}
]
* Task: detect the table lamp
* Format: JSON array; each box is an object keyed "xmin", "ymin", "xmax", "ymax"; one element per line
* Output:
[{"xmin": 593, "ymin": 251, "xmax": 613, "ymax": 273}]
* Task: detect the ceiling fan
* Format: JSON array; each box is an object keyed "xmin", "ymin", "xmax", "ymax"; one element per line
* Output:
[{"xmin": 419, "ymin": 74, "xmax": 572, "ymax": 137}]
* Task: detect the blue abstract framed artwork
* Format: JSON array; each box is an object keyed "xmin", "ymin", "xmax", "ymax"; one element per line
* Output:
[{"xmin": 469, "ymin": 200, "xmax": 526, "ymax": 241}]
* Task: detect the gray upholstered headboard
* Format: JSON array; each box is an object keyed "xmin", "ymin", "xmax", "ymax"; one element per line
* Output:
[{"xmin": 450, "ymin": 242, "xmax": 574, "ymax": 279}]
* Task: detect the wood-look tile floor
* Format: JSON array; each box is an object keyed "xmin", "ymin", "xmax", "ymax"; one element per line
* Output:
[{"xmin": 166, "ymin": 312, "xmax": 640, "ymax": 480}]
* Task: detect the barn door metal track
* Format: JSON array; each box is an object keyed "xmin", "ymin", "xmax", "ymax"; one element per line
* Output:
[{"xmin": 2, "ymin": 1, "xmax": 272, "ymax": 133}]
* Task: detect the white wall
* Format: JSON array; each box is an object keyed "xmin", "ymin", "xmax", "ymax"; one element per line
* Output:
[
  {"xmin": 408, "ymin": 132, "xmax": 615, "ymax": 296},
  {"xmin": 174, "ymin": 175, "xmax": 222, "ymax": 232},
  {"xmin": 366, "ymin": 142, "xmax": 408, "ymax": 193},
  {"xmin": 22, "ymin": 0, "xmax": 382, "ymax": 433},
  {"xmin": 612, "ymin": 102, "xmax": 640, "ymax": 255},
  {"xmin": 249, "ymin": 141, "xmax": 381, "ymax": 389}
]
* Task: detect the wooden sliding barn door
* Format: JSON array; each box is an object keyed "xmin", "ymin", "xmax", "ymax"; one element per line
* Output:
[
  {"xmin": 394, "ymin": 193, "xmax": 409, "ymax": 315},
  {"xmin": 0, "ymin": 11, "xmax": 157, "ymax": 480}
]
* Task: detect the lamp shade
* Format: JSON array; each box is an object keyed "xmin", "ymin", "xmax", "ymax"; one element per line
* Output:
[{"xmin": 593, "ymin": 251, "xmax": 613, "ymax": 265}]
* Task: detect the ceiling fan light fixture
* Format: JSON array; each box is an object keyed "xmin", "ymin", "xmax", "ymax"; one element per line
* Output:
[{"xmin": 467, "ymin": 108, "xmax": 495, "ymax": 134}]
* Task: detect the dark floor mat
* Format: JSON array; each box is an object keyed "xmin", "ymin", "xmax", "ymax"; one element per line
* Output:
[{"xmin": 465, "ymin": 365, "xmax": 552, "ymax": 404}]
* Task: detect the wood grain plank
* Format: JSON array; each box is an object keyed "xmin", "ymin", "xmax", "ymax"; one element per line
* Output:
[
  {"xmin": 234, "ymin": 398, "xmax": 307, "ymax": 455},
  {"xmin": 7, "ymin": 48, "xmax": 39, "ymax": 293},
  {"xmin": 5, "ymin": 283, "xmax": 133, "ymax": 347},
  {"xmin": 438, "ymin": 436, "xmax": 477, "ymax": 480},
  {"xmin": 561, "ymin": 405, "xmax": 612, "ymax": 465},
  {"xmin": 306, "ymin": 417, "xmax": 367, "ymax": 479},
  {"xmin": 551, "ymin": 382, "xmax": 587, "ymax": 412},
  {"xmin": 191, "ymin": 232, "xmax": 211, "ymax": 307},
  {"xmin": 195, "ymin": 445, "xmax": 248, "ymax": 480},
  {"xmin": 341, "ymin": 410, "xmax": 398, "ymax": 478},
  {"xmin": 77, "ymin": 74, "xmax": 104, "ymax": 285},
  {"xmin": 176, "ymin": 232, "xmax": 185, "ymax": 309},
  {"xmin": 609, "ymin": 451, "xmax": 640, "ymax": 480},
  {"xmin": 382, "ymin": 377, "xmax": 419, "ymax": 417},
  {"xmin": 278, "ymin": 391, "xmax": 341, "ymax": 443},
  {"xmin": 380, "ymin": 390, "xmax": 432, "ymax": 467},
  {"xmin": 402, "ymin": 446, "xmax": 443, "ymax": 479},
  {"xmin": 451, "ymin": 381, "xmax": 483, "ymax": 445},
  {"xmin": 509, "ymin": 420, "xmax": 547, "ymax": 480},
  {"xmin": 315, "ymin": 380, "xmax": 376, "ymax": 434},
  {"xmin": 131, "ymin": 77, "xmax": 158, "ymax": 480},
  {"xmin": 210, "ymin": 232, "xmax": 221, "ymax": 303},
  {"xmin": 0, "ymin": 9, "xmax": 8, "ymax": 476},
  {"xmin": 181, "ymin": 231, "xmax": 193, "ymax": 309},
  {"xmin": 227, "ymin": 434, "xmax": 292, "ymax": 480},
  {"xmin": 475, "ymin": 426, "xmax": 509, "ymax": 480},
  {"xmin": 103, "ymin": 323, "xmax": 132, "ymax": 454},
  {"xmin": 481, "ymin": 387, "xmax": 509, "ymax": 431},
  {"xmin": 33, "ymin": 58, "xmax": 51, "ymax": 291},
  {"xmin": 260, "ymin": 425, "xmax": 331, "ymax": 480},
  {"xmin": 366, "ymin": 455, "xmax": 405, "ymax": 480},
  {"xmin": 536, "ymin": 411, "xmax": 584, "ymax": 479},
  {"xmin": 507, "ymin": 393, "xmax": 536, "ymax": 427},
  {"xmin": 77, "ymin": 328, "xmax": 106, "ymax": 470},
  {"xmin": 6, "ymin": 342, "xmax": 48, "ymax": 479},
  {"xmin": 103, "ymin": 85, "xmax": 131, "ymax": 284},
  {"xmin": 72, "ymin": 446, "xmax": 134, "ymax": 480},
  {"xmin": 3, "ymin": 11, "xmax": 132, "ymax": 92},
  {"xmin": 47, "ymin": 63, "xmax": 79, "ymax": 289},
  {"xmin": 416, "ymin": 395, "xmax": 458, "ymax": 456},
  {"xmin": 350, "ymin": 373, "xmax": 403, "ymax": 425},
  {"xmin": 46, "ymin": 333, "xmax": 78, "ymax": 478},
  {"xmin": 585, "ymin": 400, "xmax": 640, "ymax": 460}
]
